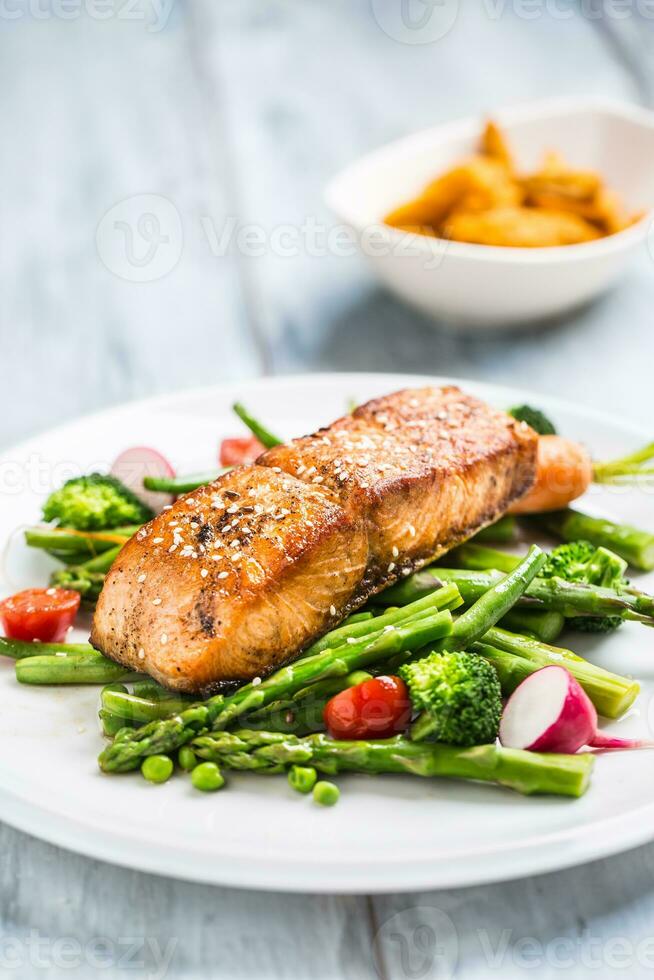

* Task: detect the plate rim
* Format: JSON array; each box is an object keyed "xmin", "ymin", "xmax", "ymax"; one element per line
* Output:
[{"xmin": 1, "ymin": 371, "xmax": 652, "ymax": 893}]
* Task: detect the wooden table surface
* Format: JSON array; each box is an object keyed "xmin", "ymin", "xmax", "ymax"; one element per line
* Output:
[{"xmin": 2, "ymin": 3, "xmax": 654, "ymax": 977}]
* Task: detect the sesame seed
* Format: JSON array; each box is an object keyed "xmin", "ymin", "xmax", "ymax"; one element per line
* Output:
[
  {"xmin": 227, "ymin": 504, "xmax": 239, "ymax": 514},
  {"xmin": 46, "ymin": 587, "xmax": 56, "ymax": 596},
  {"xmin": 252, "ymin": 676, "xmax": 262, "ymax": 687},
  {"xmin": 388, "ymin": 562, "xmax": 396, "ymax": 573},
  {"xmin": 392, "ymin": 546, "xmax": 399, "ymax": 558},
  {"xmin": 153, "ymin": 537, "xmax": 164, "ymax": 544},
  {"xmin": 138, "ymin": 648, "xmax": 145, "ymax": 660},
  {"xmin": 160, "ymin": 633, "xmax": 168, "ymax": 645},
  {"xmin": 329, "ymin": 605, "xmax": 336, "ymax": 616},
  {"xmin": 218, "ymin": 571, "xmax": 229, "ymax": 579},
  {"xmin": 407, "ymin": 524, "xmax": 416, "ymax": 537},
  {"xmin": 186, "ymin": 498, "xmax": 196, "ymax": 506},
  {"xmin": 152, "ymin": 598, "xmax": 162, "ymax": 606},
  {"xmin": 200, "ymin": 569, "xmax": 208, "ymax": 578},
  {"xmin": 137, "ymin": 573, "xmax": 146, "ymax": 583}
]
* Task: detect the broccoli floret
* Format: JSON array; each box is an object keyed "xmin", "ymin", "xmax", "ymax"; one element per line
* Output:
[
  {"xmin": 400, "ymin": 650, "xmax": 502, "ymax": 746},
  {"xmin": 50, "ymin": 567, "xmax": 105, "ymax": 603},
  {"xmin": 42, "ymin": 474, "xmax": 153, "ymax": 531},
  {"xmin": 541, "ymin": 540, "xmax": 628, "ymax": 633},
  {"xmin": 508, "ymin": 405, "xmax": 557, "ymax": 436}
]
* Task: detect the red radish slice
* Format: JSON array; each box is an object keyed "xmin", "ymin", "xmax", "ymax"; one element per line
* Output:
[
  {"xmin": 110, "ymin": 446, "xmax": 175, "ymax": 513},
  {"xmin": 499, "ymin": 665, "xmax": 651, "ymax": 754}
]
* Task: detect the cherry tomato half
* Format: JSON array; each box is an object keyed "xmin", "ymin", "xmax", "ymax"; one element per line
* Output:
[
  {"xmin": 0, "ymin": 588, "xmax": 81, "ymax": 643},
  {"xmin": 219, "ymin": 437, "xmax": 265, "ymax": 467},
  {"xmin": 323, "ymin": 675, "xmax": 411, "ymax": 741}
]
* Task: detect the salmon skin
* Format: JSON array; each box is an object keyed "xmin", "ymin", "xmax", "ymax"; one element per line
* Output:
[{"xmin": 91, "ymin": 386, "xmax": 537, "ymax": 693}]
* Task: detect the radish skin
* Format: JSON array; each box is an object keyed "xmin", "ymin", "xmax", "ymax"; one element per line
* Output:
[
  {"xmin": 499, "ymin": 665, "xmax": 651, "ymax": 754},
  {"xmin": 110, "ymin": 447, "xmax": 175, "ymax": 514}
]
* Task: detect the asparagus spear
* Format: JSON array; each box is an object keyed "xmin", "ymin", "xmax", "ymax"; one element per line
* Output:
[
  {"xmin": 0, "ymin": 638, "xmax": 94, "ymax": 660},
  {"xmin": 531, "ymin": 509, "xmax": 654, "ymax": 572},
  {"xmin": 298, "ymin": 582, "xmax": 462, "ymax": 659},
  {"xmin": 191, "ymin": 730, "xmax": 594, "ymax": 798},
  {"xmin": 98, "ymin": 590, "xmax": 457, "ymax": 772},
  {"xmin": 143, "ymin": 472, "xmax": 225, "ymax": 495},
  {"xmin": 478, "ymin": 627, "xmax": 639, "ymax": 718},
  {"xmin": 500, "ymin": 607, "xmax": 565, "ymax": 644},
  {"xmin": 102, "ymin": 689, "xmax": 193, "ymax": 723},
  {"xmin": 24, "ymin": 526, "xmax": 138, "ymax": 564},
  {"xmin": 472, "ymin": 516, "xmax": 517, "ymax": 544},
  {"xmin": 232, "ymin": 403, "xmax": 282, "ymax": 448},
  {"xmin": 437, "ymin": 545, "xmax": 545, "ymax": 650},
  {"xmin": 16, "ymin": 653, "xmax": 132, "ymax": 685},
  {"xmin": 381, "ymin": 566, "xmax": 654, "ymax": 623}
]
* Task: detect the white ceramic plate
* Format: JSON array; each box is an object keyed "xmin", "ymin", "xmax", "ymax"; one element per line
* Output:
[{"xmin": 1, "ymin": 373, "xmax": 653, "ymax": 894}]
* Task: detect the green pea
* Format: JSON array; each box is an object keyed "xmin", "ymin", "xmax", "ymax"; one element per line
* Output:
[
  {"xmin": 313, "ymin": 781, "xmax": 340, "ymax": 807},
  {"xmin": 99, "ymin": 709, "xmax": 131, "ymax": 738},
  {"xmin": 178, "ymin": 746, "xmax": 198, "ymax": 772},
  {"xmin": 345, "ymin": 671, "xmax": 372, "ymax": 688},
  {"xmin": 288, "ymin": 765, "xmax": 317, "ymax": 795},
  {"xmin": 141, "ymin": 754, "xmax": 174, "ymax": 784},
  {"xmin": 191, "ymin": 762, "xmax": 225, "ymax": 792}
]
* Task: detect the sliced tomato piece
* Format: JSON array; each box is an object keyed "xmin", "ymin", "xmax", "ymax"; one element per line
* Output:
[
  {"xmin": 323, "ymin": 675, "xmax": 412, "ymax": 741},
  {"xmin": 219, "ymin": 436, "xmax": 264, "ymax": 467},
  {"xmin": 0, "ymin": 588, "xmax": 81, "ymax": 643}
]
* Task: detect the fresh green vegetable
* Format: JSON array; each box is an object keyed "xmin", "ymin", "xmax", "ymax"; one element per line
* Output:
[
  {"xmin": 593, "ymin": 441, "xmax": 654, "ymax": 483},
  {"xmin": 472, "ymin": 516, "xmax": 517, "ymax": 544},
  {"xmin": 479, "ymin": 627, "xmax": 639, "ymax": 719},
  {"xmin": 99, "ymin": 709, "xmax": 134, "ymax": 738},
  {"xmin": 541, "ymin": 540, "xmax": 627, "ymax": 632},
  {"xmin": 42, "ymin": 474, "xmax": 153, "ymax": 531},
  {"xmin": 141, "ymin": 755, "xmax": 174, "ymax": 784},
  {"xmin": 0, "ymin": 638, "xmax": 94, "ymax": 660},
  {"xmin": 533, "ymin": 509, "xmax": 654, "ymax": 572},
  {"xmin": 384, "ymin": 565, "xmax": 654, "ymax": 624},
  {"xmin": 313, "ymin": 781, "xmax": 340, "ymax": 806},
  {"xmin": 143, "ymin": 472, "xmax": 224, "ymax": 495},
  {"xmin": 500, "ymin": 607, "xmax": 565, "ymax": 643},
  {"xmin": 438, "ymin": 545, "xmax": 546, "ymax": 650},
  {"xmin": 98, "ymin": 589, "xmax": 457, "ymax": 772},
  {"xmin": 400, "ymin": 651, "xmax": 502, "ymax": 745},
  {"xmin": 50, "ymin": 567, "xmax": 109, "ymax": 603},
  {"xmin": 101, "ymin": 689, "xmax": 193, "ymax": 723},
  {"xmin": 232, "ymin": 403, "xmax": 282, "ymax": 448},
  {"xmin": 288, "ymin": 765, "xmax": 318, "ymax": 794},
  {"xmin": 192, "ymin": 730, "xmax": 594, "ymax": 798},
  {"xmin": 24, "ymin": 525, "xmax": 137, "ymax": 563},
  {"xmin": 178, "ymin": 746, "xmax": 198, "ymax": 771},
  {"xmin": 445, "ymin": 543, "xmax": 519, "ymax": 573},
  {"xmin": 191, "ymin": 761, "xmax": 225, "ymax": 792},
  {"xmin": 508, "ymin": 405, "xmax": 556, "ymax": 436},
  {"xmin": 16, "ymin": 653, "xmax": 132, "ymax": 686}
]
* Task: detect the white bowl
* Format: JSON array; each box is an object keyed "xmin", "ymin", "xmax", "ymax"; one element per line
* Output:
[{"xmin": 325, "ymin": 98, "xmax": 654, "ymax": 329}]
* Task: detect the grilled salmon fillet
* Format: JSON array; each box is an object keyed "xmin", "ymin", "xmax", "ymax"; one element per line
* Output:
[{"xmin": 91, "ymin": 386, "xmax": 537, "ymax": 692}]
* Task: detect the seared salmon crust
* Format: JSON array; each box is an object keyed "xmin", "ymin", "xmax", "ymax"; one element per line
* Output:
[{"xmin": 91, "ymin": 387, "xmax": 537, "ymax": 692}]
